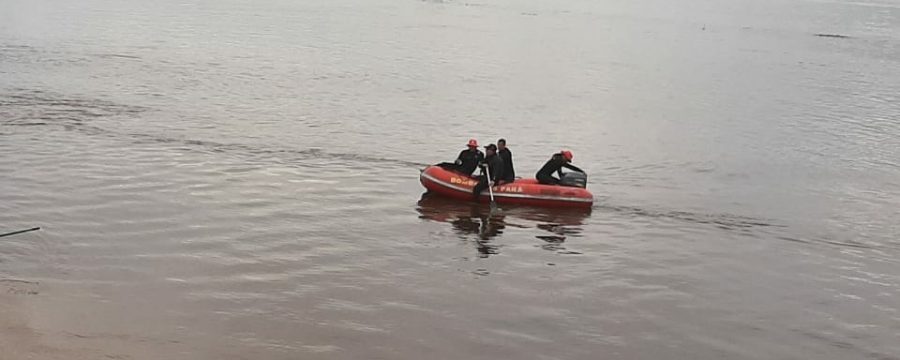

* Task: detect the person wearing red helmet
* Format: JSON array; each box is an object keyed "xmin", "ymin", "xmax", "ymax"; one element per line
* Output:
[
  {"xmin": 535, "ymin": 150, "xmax": 584, "ymax": 185},
  {"xmin": 451, "ymin": 138, "xmax": 485, "ymax": 175},
  {"xmin": 437, "ymin": 139, "xmax": 484, "ymax": 175}
]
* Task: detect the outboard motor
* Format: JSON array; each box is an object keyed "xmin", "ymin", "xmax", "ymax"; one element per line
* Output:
[{"xmin": 560, "ymin": 172, "xmax": 587, "ymax": 188}]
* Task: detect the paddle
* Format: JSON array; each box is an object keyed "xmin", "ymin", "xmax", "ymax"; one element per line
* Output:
[
  {"xmin": 0, "ymin": 227, "xmax": 40, "ymax": 238},
  {"xmin": 483, "ymin": 163, "xmax": 498, "ymax": 211}
]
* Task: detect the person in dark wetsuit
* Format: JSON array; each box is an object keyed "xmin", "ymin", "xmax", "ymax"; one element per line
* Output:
[
  {"xmin": 535, "ymin": 150, "xmax": 584, "ymax": 185},
  {"xmin": 439, "ymin": 139, "xmax": 484, "ymax": 175},
  {"xmin": 472, "ymin": 144, "xmax": 505, "ymax": 199},
  {"xmin": 496, "ymin": 138, "xmax": 515, "ymax": 182},
  {"xmin": 455, "ymin": 138, "xmax": 485, "ymax": 175}
]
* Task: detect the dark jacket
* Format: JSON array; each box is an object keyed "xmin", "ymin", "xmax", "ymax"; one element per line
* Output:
[
  {"xmin": 536, "ymin": 154, "xmax": 584, "ymax": 180},
  {"xmin": 481, "ymin": 154, "xmax": 505, "ymax": 182},
  {"xmin": 498, "ymin": 148, "xmax": 515, "ymax": 181},
  {"xmin": 456, "ymin": 149, "xmax": 485, "ymax": 175}
]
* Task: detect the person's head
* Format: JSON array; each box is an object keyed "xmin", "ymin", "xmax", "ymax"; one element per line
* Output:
[
  {"xmin": 467, "ymin": 138, "xmax": 478, "ymax": 150},
  {"xmin": 561, "ymin": 150, "xmax": 573, "ymax": 162},
  {"xmin": 485, "ymin": 144, "xmax": 498, "ymax": 156},
  {"xmin": 497, "ymin": 138, "xmax": 507, "ymax": 150}
]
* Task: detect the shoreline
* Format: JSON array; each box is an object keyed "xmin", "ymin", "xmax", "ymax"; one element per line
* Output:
[
  {"xmin": 0, "ymin": 280, "xmax": 64, "ymax": 359},
  {"xmin": 0, "ymin": 280, "xmax": 99, "ymax": 360}
]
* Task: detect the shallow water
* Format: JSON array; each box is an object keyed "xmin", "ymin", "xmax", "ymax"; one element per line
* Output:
[{"xmin": 2, "ymin": 0, "xmax": 899, "ymax": 359}]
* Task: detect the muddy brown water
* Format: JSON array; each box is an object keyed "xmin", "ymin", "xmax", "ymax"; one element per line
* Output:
[{"xmin": 2, "ymin": 0, "xmax": 899, "ymax": 359}]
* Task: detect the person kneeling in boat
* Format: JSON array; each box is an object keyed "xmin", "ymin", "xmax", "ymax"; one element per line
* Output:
[
  {"xmin": 536, "ymin": 150, "xmax": 584, "ymax": 185},
  {"xmin": 439, "ymin": 138, "xmax": 484, "ymax": 176},
  {"xmin": 472, "ymin": 144, "xmax": 508, "ymax": 199}
]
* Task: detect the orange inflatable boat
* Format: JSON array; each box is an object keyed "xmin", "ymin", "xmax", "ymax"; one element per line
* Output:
[{"xmin": 419, "ymin": 165, "xmax": 594, "ymax": 209}]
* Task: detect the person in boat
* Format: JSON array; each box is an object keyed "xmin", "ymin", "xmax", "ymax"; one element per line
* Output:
[
  {"xmin": 472, "ymin": 144, "xmax": 505, "ymax": 199},
  {"xmin": 535, "ymin": 150, "xmax": 584, "ymax": 185},
  {"xmin": 438, "ymin": 139, "xmax": 484, "ymax": 175},
  {"xmin": 497, "ymin": 138, "xmax": 515, "ymax": 182}
]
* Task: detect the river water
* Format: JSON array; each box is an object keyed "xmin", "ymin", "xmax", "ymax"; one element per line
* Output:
[{"xmin": 1, "ymin": 0, "xmax": 899, "ymax": 359}]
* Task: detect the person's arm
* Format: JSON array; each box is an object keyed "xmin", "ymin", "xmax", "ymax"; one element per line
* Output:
[
  {"xmin": 563, "ymin": 163, "xmax": 585, "ymax": 173},
  {"xmin": 454, "ymin": 150, "xmax": 464, "ymax": 165},
  {"xmin": 507, "ymin": 151, "xmax": 515, "ymax": 178},
  {"xmin": 492, "ymin": 160, "xmax": 504, "ymax": 182}
]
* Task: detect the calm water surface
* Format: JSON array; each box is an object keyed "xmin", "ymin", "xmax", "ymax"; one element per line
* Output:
[{"xmin": 1, "ymin": 0, "xmax": 899, "ymax": 359}]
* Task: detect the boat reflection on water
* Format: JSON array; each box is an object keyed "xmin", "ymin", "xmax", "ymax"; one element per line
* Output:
[
  {"xmin": 416, "ymin": 193, "xmax": 592, "ymax": 256},
  {"xmin": 416, "ymin": 193, "xmax": 506, "ymax": 257}
]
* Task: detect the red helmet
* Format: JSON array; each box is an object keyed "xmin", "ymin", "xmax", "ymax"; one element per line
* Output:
[
  {"xmin": 467, "ymin": 139, "xmax": 478, "ymax": 147},
  {"xmin": 561, "ymin": 150, "xmax": 573, "ymax": 161}
]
